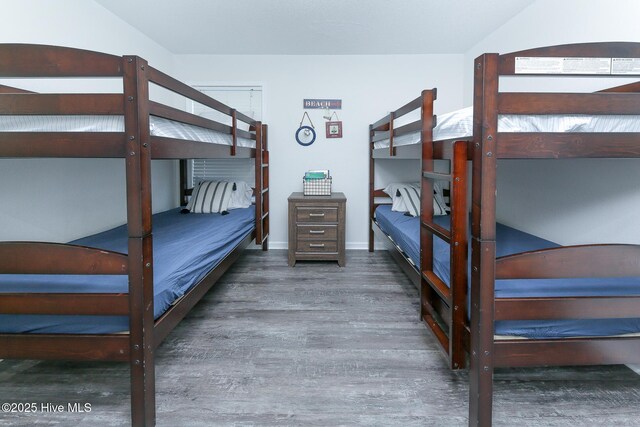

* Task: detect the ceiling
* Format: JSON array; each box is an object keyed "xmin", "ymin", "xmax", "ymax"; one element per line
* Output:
[{"xmin": 95, "ymin": 0, "xmax": 535, "ymax": 55}]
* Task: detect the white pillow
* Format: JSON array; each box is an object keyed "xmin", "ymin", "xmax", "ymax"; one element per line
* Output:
[
  {"xmin": 397, "ymin": 184, "xmax": 422, "ymax": 217},
  {"xmin": 383, "ymin": 182, "xmax": 419, "ymax": 212},
  {"xmin": 185, "ymin": 181, "xmax": 234, "ymax": 213},
  {"xmin": 228, "ymin": 181, "xmax": 253, "ymax": 210},
  {"xmin": 383, "ymin": 182, "xmax": 449, "ymax": 217},
  {"xmin": 433, "ymin": 182, "xmax": 449, "ymax": 216}
]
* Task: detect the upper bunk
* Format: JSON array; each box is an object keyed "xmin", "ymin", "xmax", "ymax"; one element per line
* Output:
[
  {"xmin": 370, "ymin": 89, "xmax": 466, "ymax": 158},
  {"xmin": 0, "ymin": 44, "xmax": 262, "ymax": 160},
  {"xmin": 477, "ymin": 42, "xmax": 640, "ymax": 159},
  {"xmin": 371, "ymin": 42, "xmax": 640, "ymax": 160}
]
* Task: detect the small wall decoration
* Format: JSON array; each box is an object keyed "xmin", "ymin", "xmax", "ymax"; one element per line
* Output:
[
  {"xmin": 325, "ymin": 112, "xmax": 342, "ymax": 139},
  {"xmin": 303, "ymin": 99, "xmax": 342, "ymax": 109},
  {"xmin": 323, "ymin": 111, "xmax": 342, "ymax": 138},
  {"xmin": 326, "ymin": 121, "xmax": 342, "ymax": 138},
  {"xmin": 295, "ymin": 111, "xmax": 316, "ymax": 146}
]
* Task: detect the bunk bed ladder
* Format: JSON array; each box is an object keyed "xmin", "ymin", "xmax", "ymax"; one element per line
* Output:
[
  {"xmin": 255, "ymin": 123, "xmax": 269, "ymax": 250},
  {"xmin": 419, "ymin": 91, "xmax": 468, "ymax": 370}
]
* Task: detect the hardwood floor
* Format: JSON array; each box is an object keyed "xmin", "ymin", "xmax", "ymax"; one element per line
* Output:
[{"xmin": 0, "ymin": 250, "xmax": 639, "ymax": 426}]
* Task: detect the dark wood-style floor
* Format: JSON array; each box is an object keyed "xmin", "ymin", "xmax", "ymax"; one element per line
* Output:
[{"xmin": 1, "ymin": 250, "xmax": 639, "ymax": 426}]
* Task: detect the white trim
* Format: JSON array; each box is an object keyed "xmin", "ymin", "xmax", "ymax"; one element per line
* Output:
[
  {"xmin": 346, "ymin": 242, "xmax": 369, "ymax": 250},
  {"xmin": 267, "ymin": 241, "xmax": 287, "ymax": 250},
  {"xmin": 260, "ymin": 241, "xmax": 372, "ymax": 250}
]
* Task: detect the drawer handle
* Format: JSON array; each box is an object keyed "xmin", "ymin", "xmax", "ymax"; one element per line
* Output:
[
  {"xmin": 309, "ymin": 213, "xmax": 325, "ymax": 217},
  {"xmin": 309, "ymin": 230, "xmax": 325, "ymax": 234},
  {"xmin": 309, "ymin": 243, "xmax": 325, "ymax": 248}
]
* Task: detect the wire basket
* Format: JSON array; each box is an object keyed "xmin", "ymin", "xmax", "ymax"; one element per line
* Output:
[{"xmin": 303, "ymin": 177, "xmax": 332, "ymax": 196}]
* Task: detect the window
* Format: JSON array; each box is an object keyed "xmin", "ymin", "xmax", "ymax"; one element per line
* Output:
[{"xmin": 189, "ymin": 86, "xmax": 262, "ymax": 186}]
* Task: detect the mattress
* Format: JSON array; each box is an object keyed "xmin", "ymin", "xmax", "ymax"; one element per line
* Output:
[
  {"xmin": 374, "ymin": 205, "xmax": 640, "ymax": 339},
  {"xmin": 375, "ymin": 204, "xmax": 421, "ymax": 268},
  {"xmin": 0, "ymin": 207, "xmax": 255, "ymax": 334},
  {"xmin": 0, "ymin": 115, "xmax": 255, "ymax": 148},
  {"xmin": 373, "ymin": 106, "xmax": 640, "ymax": 149}
]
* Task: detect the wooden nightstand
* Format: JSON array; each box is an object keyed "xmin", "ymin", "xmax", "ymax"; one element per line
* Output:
[{"xmin": 288, "ymin": 192, "xmax": 346, "ymax": 267}]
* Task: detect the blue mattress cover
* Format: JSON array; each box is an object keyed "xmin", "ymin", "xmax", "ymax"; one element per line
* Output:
[
  {"xmin": 375, "ymin": 205, "xmax": 640, "ymax": 338},
  {"xmin": 375, "ymin": 205, "xmax": 421, "ymax": 268},
  {"xmin": 0, "ymin": 207, "xmax": 255, "ymax": 334}
]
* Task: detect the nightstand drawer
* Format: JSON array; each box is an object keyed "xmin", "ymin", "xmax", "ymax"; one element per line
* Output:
[
  {"xmin": 296, "ymin": 206, "xmax": 338, "ymax": 222},
  {"xmin": 296, "ymin": 240, "xmax": 338, "ymax": 253},
  {"xmin": 296, "ymin": 224, "xmax": 337, "ymax": 240}
]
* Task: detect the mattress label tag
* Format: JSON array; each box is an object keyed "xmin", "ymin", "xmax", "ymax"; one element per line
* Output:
[
  {"xmin": 611, "ymin": 58, "xmax": 640, "ymax": 75},
  {"xmin": 515, "ymin": 57, "xmax": 611, "ymax": 75}
]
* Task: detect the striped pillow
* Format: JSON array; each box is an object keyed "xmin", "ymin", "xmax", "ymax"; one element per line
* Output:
[
  {"xmin": 397, "ymin": 185, "xmax": 421, "ymax": 217},
  {"xmin": 396, "ymin": 182, "xmax": 449, "ymax": 217},
  {"xmin": 433, "ymin": 182, "xmax": 450, "ymax": 216},
  {"xmin": 185, "ymin": 181, "xmax": 234, "ymax": 214}
]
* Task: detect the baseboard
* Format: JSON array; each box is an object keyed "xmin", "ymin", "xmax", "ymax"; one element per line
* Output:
[
  {"xmin": 256, "ymin": 242, "xmax": 372, "ymax": 250},
  {"xmin": 265, "ymin": 241, "xmax": 287, "ymax": 250},
  {"xmin": 346, "ymin": 242, "xmax": 369, "ymax": 250}
]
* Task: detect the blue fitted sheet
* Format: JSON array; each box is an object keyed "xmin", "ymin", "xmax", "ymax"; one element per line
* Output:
[
  {"xmin": 0, "ymin": 207, "xmax": 255, "ymax": 334},
  {"xmin": 375, "ymin": 205, "xmax": 640, "ymax": 338},
  {"xmin": 375, "ymin": 205, "xmax": 421, "ymax": 268}
]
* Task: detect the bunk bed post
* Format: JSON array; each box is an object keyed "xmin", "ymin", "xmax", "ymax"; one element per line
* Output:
[
  {"xmin": 419, "ymin": 90, "xmax": 435, "ymax": 325},
  {"xmin": 255, "ymin": 122, "xmax": 264, "ymax": 246},
  {"xmin": 389, "ymin": 112, "xmax": 395, "ymax": 157},
  {"xmin": 450, "ymin": 139, "xmax": 468, "ymax": 369},
  {"xmin": 261, "ymin": 123, "xmax": 269, "ymax": 251},
  {"xmin": 469, "ymin": 53, "xmax": 499, "ymax": 427},
  {"xmin": 123, "ymin": 55, "xmax": 156, "ymax": 427},
  {"xmin": 369, "ymin": 124, "xmax": 375, "ymax": 252},
  {"xmin": 231, "ymin": 109, "xmax": 237, "ymax": 156},
  {"xmin": 179, "ymin": 160, "xmax": 189, "ymax": 206}
]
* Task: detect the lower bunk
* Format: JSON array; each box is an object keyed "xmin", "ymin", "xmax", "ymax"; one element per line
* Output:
[
  {"xmin": 373, "ymin": 204, "xmax": 640, "ymax": 341},
  {"xmin": 0, "ymin": 206, "xmax": 256, "ymax": 427},
  {"xmin": 0, "ymin": 206, "xmax": 255, "ymax": 334}
]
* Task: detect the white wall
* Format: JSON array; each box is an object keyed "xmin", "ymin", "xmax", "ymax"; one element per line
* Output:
[
  {"xmin": 6, "ymin": 0, "xmax": 635, "ymax": 249},
  {"xmin": 0, "ymin": 0, "xmax": 178, "ymax": 242},
  {"xmin": 175, "ymin": 54, "xmax": 464, "ymax": 248},
  {"xmin": 462, "ymin": 0, "xmax": 640, "ymax": 245}
]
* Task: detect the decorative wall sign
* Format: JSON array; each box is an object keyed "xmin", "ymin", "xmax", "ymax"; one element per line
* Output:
[
  {"xmin": 326, "ymin": 121, "xmax": 342, "ymax": 139},
  {"xmin": 296, "ymin": 111, "xmax": 316, "ymax": 146},
  {"xmin": 303, "ymin": 99, "xmax": 342, "ymax": 109}
]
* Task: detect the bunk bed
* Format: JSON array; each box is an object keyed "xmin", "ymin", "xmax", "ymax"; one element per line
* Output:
[
  {"xmin": 0, "ymin": 44, "xmax": 270, "ymax": 427},
  {"xmin": 467, "ymin": 42, "xmax": 640, "ymax": 427},
  {"xmin": 371, "ymin": 42, "xmax": 640, "ymax": 426}
]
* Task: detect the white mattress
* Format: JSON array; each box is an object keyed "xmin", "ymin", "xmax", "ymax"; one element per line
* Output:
[
  {"xmin": 373, "ymin": 106, "xmax": 640, "ymax": 149},
  {"xmin": 0, "ymin": 115, "xmax": 255, "ymax": 148}
]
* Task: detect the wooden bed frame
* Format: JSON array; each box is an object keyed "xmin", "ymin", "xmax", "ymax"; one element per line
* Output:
[
  {"xmin": 370, "ymin": 42, "xmax": 640, "ymax": 426},
  {"xmin": 0, "ymin": 44, "xmax": 269, "ymax": 426},
  {"xmin": 368, "ymin": 90, "xmax": 470, "ymax": 370},
  {"xmin": 468, "ymin": 42, "xmax": 640, "ymax": 426}
]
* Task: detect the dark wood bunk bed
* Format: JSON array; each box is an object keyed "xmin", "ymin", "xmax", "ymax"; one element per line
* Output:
[
  {"xmin": 0, "ymin": 44, "xmax": 269, "ymax": 427},
  {"xmin": 468, "ymin": 42, "xmax": 640, "ymax": 426},
  {"xmin": 370, "ymin": 43, "xmax": 640, "ymax": 425},
  {"xmin": 368, "ymin": 90, "xmax": 471, "ymax": 370}
]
